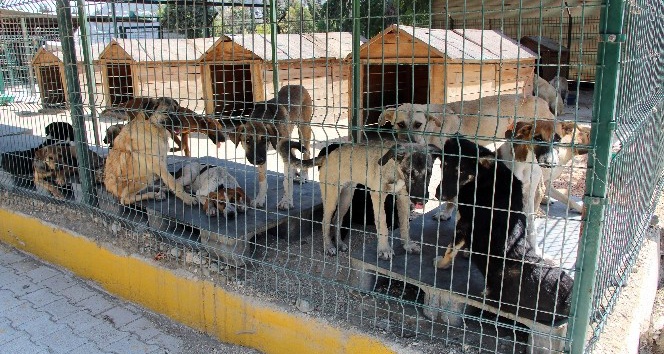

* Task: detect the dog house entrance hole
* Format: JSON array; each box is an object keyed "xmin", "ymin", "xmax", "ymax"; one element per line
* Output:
[
  {"xmin": 363, "ymin": 64, "xmax": 430, "ymax": 127},
  {"xmin": 107, "ymin": 63, "xmax": 134, "ymax": 106},
  {"xmin": 39, "ymin": 66, "xmax": 65, "ymax": 107},
  {"xmin": 211, "ymin": 64, "xmax": 253, "ymax": 117}
]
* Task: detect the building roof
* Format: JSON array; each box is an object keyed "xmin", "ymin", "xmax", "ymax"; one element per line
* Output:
[
  {"xmin": 225, "ymin": 32, "xmax": 359, "ymax": 62},
  {"xmin": 100, "ymin": 38, "xmax": 216, "ymax": 62},
  {"xmin": 354, "ymin": 24, "xmax": 537, "ymax": 62}
]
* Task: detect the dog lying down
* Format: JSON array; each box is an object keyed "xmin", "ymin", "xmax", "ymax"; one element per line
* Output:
[
  {"xmin": 175, "ymin": 162, "xmax": 249, "ymax": 218},
  {"xmin": 435, "ymin": 136, "xmax": 573, "ymax": 324}
]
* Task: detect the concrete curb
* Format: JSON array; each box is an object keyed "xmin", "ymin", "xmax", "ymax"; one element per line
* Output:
[{"xmin": 592, "ymin": 226, "xmax": 660, "ymax": 354}]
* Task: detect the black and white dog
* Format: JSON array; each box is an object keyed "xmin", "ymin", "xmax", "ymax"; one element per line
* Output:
[{"xmin": 434, "ymin": 136, "xmax": 573, "ymax": 324}]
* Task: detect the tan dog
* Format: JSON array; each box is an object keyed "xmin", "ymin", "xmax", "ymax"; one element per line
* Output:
[
  {"xmin": 534, "ymin": 75, "xmax": 565, "ymax": 116},
  {"xmin": 103, "ymin": 109, "xmax": 196, "ymax": 205},
  {"xmin": 539, "ymin": 122, "xmax": 591, "ymax": 213},
  {"xmin": 379, "ymin": 94, "xmax": 554, "ymax": 220},
  {"xmin": 229, "ymin": 85, "xmax": 313, "ymax": 210},
  {"xmin": 34, "ymin": 144, "xmax": 105, "ymax": 198},
  {"xmin": 498, "ymin": 121, "xmax": 562, "ymax": 250},
  {"xmin": 280, "ymin": 140, "xmax": 439, "ymax": 260}
]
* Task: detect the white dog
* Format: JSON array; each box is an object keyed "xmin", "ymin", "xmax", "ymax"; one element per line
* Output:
[{"xmin": 176, "ymin": 162, "xmax": 249, "ymax": 218}]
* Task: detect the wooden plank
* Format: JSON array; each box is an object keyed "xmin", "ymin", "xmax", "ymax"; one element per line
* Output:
[
  {"xmin": 429, "ymin": 64, "xmax": 445, "ymax": 104},
  {"xmin": 250, "ymin": 63, "xmax": 265, "ymax": 102},
  {"xmin": 364, "ymin": 42, "xmax": 438, "ymax": 60}
]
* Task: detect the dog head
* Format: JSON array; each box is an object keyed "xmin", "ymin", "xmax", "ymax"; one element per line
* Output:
[
  {"xmin": 198, "ymin": 115, "xmax": 226, "ymax": 147},
  {"xmin": 379, "ymin": 104, "xmax": 443, "ymax": 145},
  {"xmin": 505, "ymin": 121, "xmax": 562, "ymax": 168},
  {"xmin": 154, "ymin": 97, "xmax": 180, "ymax": 113},
  {"xmin": 378, "ymin": 143, "xmax": 441, "ymax": 209},
  {"xmin": 560, "ymin": 122, "xmax": 591, "ymax": 155},
  {"xmin": 440, "ymin": 136, "xmax": 496, "ymax": 200},
  {"xmin": 204, "ymin": 187, "xmax": 249, "ymax": 218},
  {"xmin": 103, "ymin": 124, "xmax": 124, "ymax": 148},
  {"xmin": 34, "ymin": 145, "xmax": 76, "ymax": 185},
  {"xmin": 45, "ymin": 122, "xmax": 75, "ymax": 142},
  {"xmin": 229, "ymin": 122, "xmax": 278, "ymax": 166}
]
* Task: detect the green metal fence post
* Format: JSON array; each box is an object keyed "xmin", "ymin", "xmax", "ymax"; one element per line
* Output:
[
  {"xmin": 269, "ymin": 0, "xmax": 280, "ymax": 98},
  {"xmin": 350, "ymin": 0, "xmax": 361, "ymax": 142},
  {"xmin": 55, "ymin": 0, "xmax": 98, "ymax": 207},
  {"xmin": 76, "ymin": 0, "xmax": 102, "ymax": 147},
  {"xmin": 566, "ymin": 0, "xmax": 626, "ymax": 352}
]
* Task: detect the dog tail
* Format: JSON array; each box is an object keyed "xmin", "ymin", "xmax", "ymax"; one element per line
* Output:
[{"xmin": 278, "ymin": 140, "xmax": 321, "ymax": 169}]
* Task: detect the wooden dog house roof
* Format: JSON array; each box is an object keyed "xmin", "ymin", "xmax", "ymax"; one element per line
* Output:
[
  {"xmin": 99, "ymin": 38, "xmax": 215, "ymax": 63},
  {"xmin": 353, "ymin": 24, "xmax": 538, "ymax": 63},
  {"xmin": 32, "ymin": 42, "xmax": 106, "ymax": 65},
  {"xmin": 201, "ymin": 32, "xmax": 360, "ymax": 62}
]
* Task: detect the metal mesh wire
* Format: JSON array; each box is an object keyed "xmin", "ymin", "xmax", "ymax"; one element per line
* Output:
[{"xmin": 0, "ymin": 0, "xmax": 660, "ymax": 353}]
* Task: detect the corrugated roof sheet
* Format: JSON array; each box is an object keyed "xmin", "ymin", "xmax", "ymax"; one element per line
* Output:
[
  {"xmin": 355, "ymin": 25, "xmax": 537, "ymax": 62},
  {"xmin": 47, "ymin": 41, "xmax": 106, "ymax": 62},
  {"xmin": 228, "ymin": 32, "xmax": 358, "ymax": 61},
  {"xmin": 108, "ymin": 38, "xmax": 215, "ymax": 62}
]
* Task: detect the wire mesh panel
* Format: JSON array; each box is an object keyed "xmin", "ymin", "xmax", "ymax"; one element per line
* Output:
[{"xmin": 0, "ymin": 0, "xmax": 660, "ymax": 353}]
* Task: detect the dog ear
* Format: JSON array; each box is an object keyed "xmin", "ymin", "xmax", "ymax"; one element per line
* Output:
[
  {"xmin": 575, "ymin": 126, "xmax": 592, "ymax": 155},
  {"xmin": 514, "ymin": 122, "xmax": 533, "ymax": 140},
  {"xmin": 228, "ymin": 124, "xmax": 245, "ymax": 147},
  {"xmin": 424, "ymin": 113, "xmax": 443, "ymax": 128},
  {"xmin": 560, "ymin": 121, "xmax": 576, "ymax": 136},
  {"xmin": 378, "ymin": 146, "xmax": 400, "ymax": 166},
  {"xmin": 378, "ymin": 107, "xmax": 398, "ymax": 126}
]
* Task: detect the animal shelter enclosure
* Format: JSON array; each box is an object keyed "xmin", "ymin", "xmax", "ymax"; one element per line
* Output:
[{"xmin": 0, "ymin": 0, "xmax": 662, "ymax": 354}]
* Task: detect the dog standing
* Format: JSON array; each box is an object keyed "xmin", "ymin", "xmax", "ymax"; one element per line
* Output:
[
  {"xmin": 534, "ymin": 75, "xmax": 566, "ymax": 116},
  {"xmin": 280, "ymin": 140, "xmax": 439, "ymax": 260},
  {"xmin": 175, "ymin": 162, "xmax": 249, "ymax": 217},
  {"xmin": 166, "ymin": 106, "xmax": 226, "ymax": 157},
  {"xmin": 379, "ymin": 94, "xmax": 553, "ymax": 220},
  {"xmin": 539, "ymin": 122, "xmax": 590, "ymax": 213},
  {"xmin": 497, "ymin": 121, "xmax": 562, "ymax": 249},
  {"xmin": 229, "ymin": 85, "xmax": 313, "ymax": 210},
  {"xmin": 434, "ymin": 137, "xmax": 573, "ymax": 325},
  {"xmin": 104, "ymin": 107, "xmax": 196, "ymax": 206}
]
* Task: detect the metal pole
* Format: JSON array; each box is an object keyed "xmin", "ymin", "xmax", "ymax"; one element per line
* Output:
[
  {"xmin": 350, "ymin": 0, "xmax": 361, "ymax": 142},
  {"xmin": 110, "ymin": 0, "xmax": 119, "ymax": 38},
  {"xmin": 565, "ymin": 0, "xmax": 626, "ymax": 351},
  {"xmin": 20, "ymin": 17, "xmax": 36, "ymax": 95},
  {"xmin": 269, "ymin": 0, "xmax": 280, "ymax": 98},
  {"xmin": 76, "ymin": 0, "xmax": 102, "ymax": 146},
  {"xmin": 55, "ymin": 0, "xmax": 98, "ymax": 206}
]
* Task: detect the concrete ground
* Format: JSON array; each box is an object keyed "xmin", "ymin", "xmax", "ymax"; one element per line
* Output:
[{"xmin": 0, "ymin": 242, "xmax": 259, "ymax": 354}]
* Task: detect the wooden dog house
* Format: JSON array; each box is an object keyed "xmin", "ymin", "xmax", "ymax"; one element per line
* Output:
[
  {"xmin": 98, "ymin": 38, "xmax": 213, "ymax": 110},
  {"xmin": 31, "ymin": 44, "xmax": 104, "ymax": 107},
  {"xmin": 350, "ymin": 25, "xmax": 538, "ymax": 126},
  {"xmin": 200, "ymin": 32, "xmax": 357, "ymax": 121}
]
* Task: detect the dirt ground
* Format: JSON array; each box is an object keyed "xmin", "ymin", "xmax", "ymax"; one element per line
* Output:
[{"xmin": 639, "ymin": 194, "xmax": 664, "ymax": 354}]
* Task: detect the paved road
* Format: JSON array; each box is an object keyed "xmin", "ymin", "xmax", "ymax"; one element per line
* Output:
[{"xmin": 0, "ymin": 243, "xmax": 259, "ymax": 354}]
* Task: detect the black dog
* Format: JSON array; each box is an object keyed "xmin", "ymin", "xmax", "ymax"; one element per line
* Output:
[
  {"xmin": 1, "ymin": 122, "xmax": 75, "ymax": 177},
  {"xmin": 435, "ymin": 136, "xmax": 573, "ymax": 325},
  {"xmin": 316, "ymin": 143, "xmax": 400, "ymax": 241}
]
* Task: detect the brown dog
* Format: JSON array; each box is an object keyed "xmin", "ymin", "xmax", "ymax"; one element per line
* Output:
[
  {"xmin": 103, "ymin": 124, "xmax": 124, "ymax": 148},
  {"xmin": 539, "ymin": 122, "xmax": 591, "ymax": 213},
  {"xmin": 229, "ymin": 85, "xmax": 313, "ymax": 210},
  {"xmin": 103, "ymin": 109, "xmax": 196, "ymax": 205},
  {"xmin": 99, "ymin": 97, "xmax": 161, "ymax": 121},
  {"xmin": 34, "ymin": 144, "xmax": 105, "ymax": 198},
  {"xmin": 166, "ymin": 106, "xmax": 226, "ymax": 157},
  {"xmin": 204, "ymin": 187, "xmax": 250, "ymax": 218}
]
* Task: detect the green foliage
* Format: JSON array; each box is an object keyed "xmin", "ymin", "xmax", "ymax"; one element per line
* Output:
[
  {"xmin": 214, "ymin": 6, "xmax": 257, "ymax": 34},
  {"xmin": 317, "ymin": 0, "xmax": 431, "ymax": 37},
  {"xmin": 159, "ymin": 2, "xmax": 217, "ymax": 38}
]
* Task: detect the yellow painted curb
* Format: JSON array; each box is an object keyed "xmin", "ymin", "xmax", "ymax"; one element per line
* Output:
[{"xmin": 0, "ymin": 207, "xmax": 395, "ymax": 354}]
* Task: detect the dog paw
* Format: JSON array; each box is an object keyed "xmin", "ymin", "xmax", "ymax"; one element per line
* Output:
[
  {"xmin": 277, "ymin": 198, "xmax": 294, "ymax": 210},
  {"xmin": 433, "ymin": 256, "xmax": 452, "ymax": 269},
  {"xmin": 293, "ymin": 172, "xmax": 309, "ymax": 184},
  {"xmin": 251, "ymin": 199, "xmax": 265, "ymax": 209},
  {"xmin": 377, "ymin": 246, "xmax": 394, "ymax": 260},
  {"xmin": 154, "ymin": 190, "xmax": 166, "ymax": 200},
  {"xmin": 336, "ymin": 241, "xmax": 349, "ymax": 253},
  {"xmin": 180, "ymin": 194, "xmax": 197, "ymax": 205},
  {"xmin": 460, "ymin": 248, "xmax": 470, "ymax": 258},
  {"xmin": 403, "ymin": 241, "xmax": 421, "ymax": 254},
  {"xmin": 433, "ymin": 209, "xmax": 454, "ymax": 221},
  {"xmin": 325, "ymin": 245, "xmax": 338, "ymax": 256}
]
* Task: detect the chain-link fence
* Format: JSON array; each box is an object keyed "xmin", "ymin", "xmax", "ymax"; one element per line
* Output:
[{"xmin": 0, "ymin": 0, "xmax": 661, "ymax": 353}]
